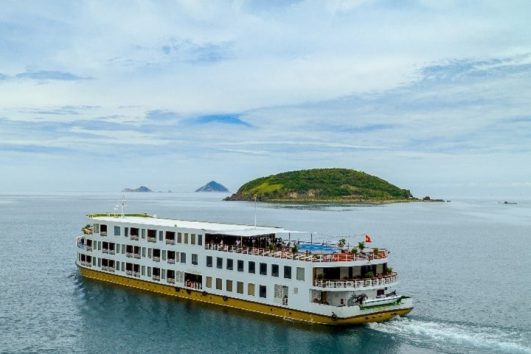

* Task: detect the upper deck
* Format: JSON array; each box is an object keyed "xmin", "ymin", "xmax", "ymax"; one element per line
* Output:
[
  {"xmin": 88, "ymin": 214, "xmax": 388, "ymax": 265},
  {"xmin": 89, "ymin": 214, "xmax": 288, "ymax": 237}
]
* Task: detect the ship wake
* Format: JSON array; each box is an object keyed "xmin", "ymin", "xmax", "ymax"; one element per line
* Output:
[{"xmin": 368, "ymin": 317, "xmax": 531, "ymax": 354}]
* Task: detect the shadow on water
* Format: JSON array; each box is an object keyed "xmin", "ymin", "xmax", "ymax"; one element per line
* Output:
[{"xmin": 72, "ymin": 274, "xmax": 403, "ymax": 353}]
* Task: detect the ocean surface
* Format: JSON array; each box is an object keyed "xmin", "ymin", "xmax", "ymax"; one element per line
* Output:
[{"xmin": 0, "ymin": 193, "xmax": 530, "ymax": 354}]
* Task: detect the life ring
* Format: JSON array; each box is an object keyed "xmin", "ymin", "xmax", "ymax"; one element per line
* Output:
[
  {"xmin": 331, "ymin": 312, "xmax": 338, "ymax": 321},
  {"xmin": 202, "ymin": 291, "xmax": 208, "ymax": 296},
  {"xmin": 223, "ymin": 295, "xmax": 228, "ymax": 301}
]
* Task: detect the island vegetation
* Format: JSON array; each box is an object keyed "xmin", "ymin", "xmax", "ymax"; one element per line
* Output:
[{"xmin": 225, "ymin": 168, "xmax": 415, "ymax": 204}]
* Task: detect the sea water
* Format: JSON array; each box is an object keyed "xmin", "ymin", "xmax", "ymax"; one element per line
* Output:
[{"xmin": 0, "ymin": 193, "xmax": 530, "ymax": 353}]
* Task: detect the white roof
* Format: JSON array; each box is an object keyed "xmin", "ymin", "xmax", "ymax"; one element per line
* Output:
[{"xmin": 90, "ymin": 215, "xmax": 292, "ymax": 237}]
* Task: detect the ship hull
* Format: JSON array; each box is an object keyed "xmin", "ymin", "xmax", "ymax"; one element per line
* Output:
[{"xmin": 78, "ymin": 266, "xmax": 413, "ymax": 326}]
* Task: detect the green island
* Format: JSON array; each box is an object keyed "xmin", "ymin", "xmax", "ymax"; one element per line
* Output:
[{"xmin": 225, "ymin": 168, "xmax": 416, "ymax": 204}]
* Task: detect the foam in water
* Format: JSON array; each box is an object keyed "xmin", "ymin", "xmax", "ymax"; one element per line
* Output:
[{"xmin": 368, "ymin": 317, "xmax": 531, "ymax": 354}]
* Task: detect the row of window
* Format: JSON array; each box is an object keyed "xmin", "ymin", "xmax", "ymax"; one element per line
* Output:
[
  {"xmin": 79, "ymin": 254, "xmax": 179, "ymax": 279},
  {"xmin": 84, "ymin": 242, "xmax": 199, "ymax": 265},
  {"xmin": 205, "ymin": 277, "xmax": 268, "ymax": 298},
  {"xmin": 206, "ymin": 256, "xmax": 305, "ymax": 281},
  {"xmin": 79, "ymin": 255, "xmax": 289, "ymax": 301},
  {"xmin": 94, "ymin": 224, "xmax": 203, "ymax": 246}
]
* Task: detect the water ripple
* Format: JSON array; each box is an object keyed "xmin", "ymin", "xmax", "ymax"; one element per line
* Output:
[{"xmin": 369, "ymin": 317, "xmax": 531, "ymax": 354}]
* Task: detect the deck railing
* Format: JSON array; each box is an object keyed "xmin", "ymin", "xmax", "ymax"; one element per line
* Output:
[
  {"xmin": 204, "ymin": 244, "xmax": 388, "ymax": 263},
  {"xmin": 313, "ymin": 273, "xmax": 397, "ymax": 289},
  {"xmin": 147, "ymin": 237, "xmax": 156, "ymax": 243},
  {"xmin": 130, "ymin": 235, "xmax": 139, "ymax": 241},
  {"xmin": 165, "ymin": 239, "xmax": 175, "ymax": 245},
  {"xmin": 167, "ymin": 258, "xmax": 175, "ymax": 264}
]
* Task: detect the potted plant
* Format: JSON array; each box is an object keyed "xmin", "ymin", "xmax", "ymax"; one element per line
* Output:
[
  {"xmin": 338, "ymin": 238, "xmax": 346, "ymax": 248},
  {"xmin": 350, "ymin": 247, "xmax": 358, "ymax": 256},
  {"xmin": 364, "ymin": 271, "xmax": 374, "ymax": 279},
  {"xmin": 372, "ymin": 247, "xmax": 379, "ymax": 257}
]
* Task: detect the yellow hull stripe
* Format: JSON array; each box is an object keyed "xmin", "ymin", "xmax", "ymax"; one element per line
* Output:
[{"xmin": 78, "ymin": 267, "xmax": 412, "ymax": 326}]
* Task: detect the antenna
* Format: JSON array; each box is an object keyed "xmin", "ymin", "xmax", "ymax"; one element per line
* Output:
[
  {"xmin": 254, "ymin": 195, "xmax": 257, "ymax": 228},
  {"xmin": 121, "ymin": 194, "xmax": 127, "ymax": 217}
]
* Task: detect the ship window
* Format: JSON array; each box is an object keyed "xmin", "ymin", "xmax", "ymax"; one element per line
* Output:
[
  {"xmin": 161, "ymin": 269, "xmax": 165, "ymax": 279},
  {"xmin": 115, "ymin": 262, "xmax": 120, "ymax": 271},
  {"xmin": 206, "ymin": 276, "xmax": 212, "ymax": 288},
  {"xmin": 98, "ymin": 258, "xmax": 101, "ymax": 267},
  {"xmin": 92, "ymin": 257, "xmax": 96, "ymax": 266},
  {"xmin": 122, "ymin": 244, "xmax": 126, "ymax": 254},
  {"xmin": 293, "ymin": 287, "xmax": 298, "ymax": 294},
  {"xmin": 148, "ymin": 248, "xmax": 152, "ymax": 258},
  {"xmin": 180, "ymin": 252, "xmax": 186, "ymax": 264},
  {"xmin": 284, "ymin": 266, "xmax": 292, "ymax": 279},
  {"xmin": 159, "ymin": 231, "xmax": 163, "ymax": 241},
  {"xmin": 248, "ymin": 283, "xmax": 255, "ymax": 296},
  {"xmin": 100, "ymin": 225, "xmax": 107, "ymax": 236},
  {"xmin": 162, "ymin": 250, "xmax": 166, "ymax": 260},
  {"xmin": 227, "ymin": 259, "xmax": 233, "ymax": 270},
  {"xmin": 121, "ymin": 262, "xmax": 124, "ymax": 272},
  {"xmin": 142, "ymin": 266, "xmax": 145, "ymax": 276},
  {"xmin": 260, "ymin": 263, "xmax": 267, "ymax": 276},
  {"xmin": 184, "ymin": 233, "xmax": 189, "ymax": 244},
  {"xmin": 216, "ymin": 278, "xmax": 222, "ymax": 290},
  {"xmin": 147, "ymin": 267, "xmax": 151, "ymax": 277},
  {"xmin": 198, "ymin": 235, "xmax": 202, "ymax": 246},
  {"xmin": 237, "ymin": 281, "xmax": 244, "ymax": 294},
  {"xmin": 226, "ymin": 280, "xmax": 233, "ymax": 292},
  {"xmin": 191, "ymin": 234, "xmax": 196, "ymax": 245},
  {"xmin": 114, "ymin": 226, "xmax": 121, "ymax": 236},
  {"xmin": 206, "ymin": 256, "xmax": 213, "ymax": 267},
  {"xmin": 237, "ymin": 260, "xmax": 244, "ymax": 272},
  {"xmin": 142, "ymin": 247, "xmax": 146, "ymax": 257},
  {"xmin": 192, "ymin": 254, "xmax": 198, "ymax": 265},
  {"xmin": 177, "ymin": 233, "xmax": 182, "ymax": 243},
  {"xmin": 296, "ymin": 267, "xmax": 305, "ymax": 281},
  {"xmin": 141, "ymin": 229, "xmax": 145, "ymax": 239},
  {"xmin": 98, "ymin": 241, "xmax": 101, "ymax": 251},
  {"xmin": 94, "ymin": 224, "xmax": 100, "ymax": 233},
  {"xmin": 216, "ymin": 257, "xmax": 223, "ymax": 269},
  {"xmin": 272, "ymin": 264, "xmax": 279, "ymax": 277},
  {"xmin": 259, "ymin": 285, "xmax": 267, "ymax": 298},
  {"xmin": 125, "ymin": 227, "xmax": 129, "ymax": 237},
  {"xmin": 248, "ymin": 261, "xmax": 255, "ymax": 274}
]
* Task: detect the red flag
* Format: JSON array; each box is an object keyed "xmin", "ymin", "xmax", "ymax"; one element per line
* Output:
[{"xmin": 364, "ymin": 234, "xmax": 372, "ymax": 243}]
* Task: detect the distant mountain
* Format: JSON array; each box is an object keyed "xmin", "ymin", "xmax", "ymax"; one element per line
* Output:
[
  {"xmin": 195, "ymin": 181, "xmax": 229, "ymax": 192},
  {"xmin": 122, "ymin": 186, "xmax": 153, "ymax": 193}
]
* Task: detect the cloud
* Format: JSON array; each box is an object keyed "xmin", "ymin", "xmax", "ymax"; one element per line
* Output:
[
  {"xmin": 146, "ymin": 110, "xmax": 180, "ymax": 121},
  {"xmin": 161, "ymin": 38, "xmax": 232, "ymax": 64},
  {"xmin": 0, "ymin": 1, "xmax": 530, "ymax": 195},
  {"xmin": 14, "ymin": 70, "xmax": 90, "ymax": 81}
]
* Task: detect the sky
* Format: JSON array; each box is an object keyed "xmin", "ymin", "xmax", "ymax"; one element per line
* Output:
[{"xmin": 1, "ymin": 0, "xmax": 531, "ymax": 198}]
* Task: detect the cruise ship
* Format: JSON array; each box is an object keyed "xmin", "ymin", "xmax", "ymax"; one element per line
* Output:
[{"xmin": 76, "ymin": 213, "xmax": 413, "ymax": 325}]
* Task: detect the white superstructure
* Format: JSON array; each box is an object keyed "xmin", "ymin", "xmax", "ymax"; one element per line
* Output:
[{"xmin": 76, "ymin": 213, "xmax": 413, "ymax": 325}]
